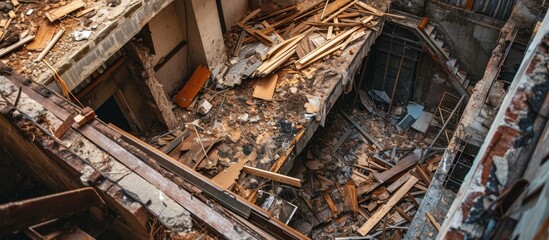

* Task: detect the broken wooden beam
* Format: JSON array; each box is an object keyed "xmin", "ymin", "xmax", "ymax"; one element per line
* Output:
[
  {"xmin": 357, "ymin": 176, "xmax": 419, "ymax": 236},
  {"xmin": 46, "ymin": 0, "xmax": 86, "ymax": 22},
  {"xmin": 243, "ymin": 165, "xmax": 302, "ymax": 187}
]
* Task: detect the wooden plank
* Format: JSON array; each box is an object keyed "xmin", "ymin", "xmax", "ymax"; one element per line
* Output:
[
  {"xmin": 343, "ymin": 179, "xmax": 358, "ymax": 213},
  {"xmin": 211, "ymin": 153, "xmax": 253, "ymax": 189},
  {"xmin": 324, "ymin": 193, "xmax": 339, "ymax": 217},
  {"xmin": 54, "ymin": 113, "xmax": 77, "ymax": 139},
  {"xmin": 394, "ymin": 206, "xmax": 412, "ymax": 222},
  {"xmin": 373, "ymin": 154, "xmax": 418, "ymax": 183},
  {"xmin": 426, "ymin": 212, "xmax": 441, "ymax": 231},
  {"xmin": 46, "ymin": 0, "xmax": 86, "ymax": 22},
  {"xmin": 415, "ymin": 165, "xmax": 431, "ymax": 185},
  {"xmin": 252, "ymin": 74, "xmax": 278, "ymax": 100},
  {"xmin": 242, "ymin": 165, "xmax": 302, "ymax": 187},
  {"xmin": 233, "ymin": 30, "xmax": 246, "ymax": 57},
  {"xmin": 332, "ymin": 127, "xmax": 353, "ymax": 152},
  {"xmin": 238, "ymin": 8, "xmax": 261, "ymax": 27},
  {"xmin": 173, "ymin": 65, "xmax": 211, "ymax": 108},
  {"xmin": 27, "ymin": 22, "xmax": 57, "ymax": 51},
  {"xmin": 357, "ymin": 176, "xmax": 419, "ymax": 236},
  {"xmin": 160, "ymin": 130, "xmax": 189, "ymax": 154},
  {"xmin": 34, "ymin": 28, "xmax": 65, "ymax": 62},
  {"xmin": 0, "ymin": 35, "xmax": 35, "ymax": 58},
  {"xmin": 387, "ymin": 172, "xmax": 412, "ymax": 193},
  {"xmin": 76, "ymin": 8, "xmax": 95, "ymax": 18}
]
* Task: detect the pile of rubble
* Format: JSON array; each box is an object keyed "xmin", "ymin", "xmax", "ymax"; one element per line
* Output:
[
  {"xmin": 285, "ymin": 100, "xmax": 444, "ymax": 238},
  {"xmin": 0, "ymin": 0, "xmax": 124, "ymax": 78}
]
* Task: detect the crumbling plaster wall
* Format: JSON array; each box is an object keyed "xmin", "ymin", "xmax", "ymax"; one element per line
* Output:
[
  {"xmin": 148, "ymin": 1, "xmax": 189, "ymax": 95},
  {"xmin": 439, "ymin": 11, "xmax": 549, "ymax": 238}
]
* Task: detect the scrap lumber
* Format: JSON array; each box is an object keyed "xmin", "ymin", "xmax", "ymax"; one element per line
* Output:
[
  {"xmin": 373, "ymin": 153, "xmax": 419, "ymax": 183},
  {"xmin": 160, "ymin": 130, "xmax": 189, "ymax": 154},
  {"xmin": 295, "ymin": 16, "xmax": 373, "ymax": 69},
  {"xmin": 238, "ymin": 8, "xmax": 261, "ymax": 27},
  {"xmin": 233, "ymin": 30, "xmax": 246, "ymax": 57},
  {"xmin": 46, "ymin": 0, "xmax": 86, "ymax": 22},
  {"xmin": 74, "ymin": 107, "xmax": 95, "ymax": 126},
  {"xmin": 387, "ymin": 172, "xmax": 412, "ymax": 193},
  {"xmin": 324, "ymin": 193, "xmax": 339, "ymax": 217},
  {"xmin": 415, "ymin": 165, "xmax": 431, "ymax": 185},
  {"xmin": 35, "ymin": 28, "xmax": 65, "ymax": 62},
  {"xmin": 357, "ymin": 176, "xmax": 419, "ymax": 236},
  {"xmin": 211, "ymin": 152, "xmax": 254, "ymax": 189},
  {"xmin": 27, "ymin": 22, "xmax": 58, "ymax": 51},
  {"xmin": 54, "ymin": 113, "xmax": 77, "ymax": 139},
  {"xmin": 343, "ymin": 179, "xmax": 358, "ymax": 213},
  {"xmin": 173, "ymin": 65, "xmax": 211, "ymax": 108},
  {"xmin": 426, "ymin": 212, "xmax": 441, "ymax": 231},
  {"xmin": 242, "ymin": 165, "xmax": 302, "ymax": 187},
  {"xmin": 395, "ymin": 206, "xmax": 413, "ymax": 222},
  {"xmin": 0, "ymin": 35, "xmax": 35, "ymax": 58},
  {"xmin": 252, "ymin": 74, "xmax": 278, "ymax": 100},
  {"xmin": 76, "ymin": 8, "xmax": 95, "ymax": 18}
]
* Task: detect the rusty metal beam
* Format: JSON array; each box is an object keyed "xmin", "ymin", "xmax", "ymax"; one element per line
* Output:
[
  {"xmin": 15, "ymin": 79, "xmax": 308, "ymax": 239},
  {"xmin": 0, "ymin": 187, "xmax": 105, "ymax": 235}
]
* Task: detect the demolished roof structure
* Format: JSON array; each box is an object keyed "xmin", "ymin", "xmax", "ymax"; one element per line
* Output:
[{"xmin": 0, "ymin": 0, "xmax": 548, "ymax": 239}]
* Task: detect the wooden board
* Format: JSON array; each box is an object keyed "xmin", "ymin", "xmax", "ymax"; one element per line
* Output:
[
  {"xmin": 211, "ymin": 152, "xmax": 255, "ymax": 189},
  {"xmin": 252, "ymin": 74, "xmax": 278, "ymax": 100},
  {"xmin": 174, "ymin": 65, "xmax": 211, "ymax": 108},
  {"xmin": 46, "ymin": 0, "xmax": 86, "ymax": 22},
  {"xmin": 242, "ymin": 165, "xmax": 301, "ymax": 187},
  {"xmin": 387, "ymin": 172, "xmax": 412, "ymax": 193},
  {"xmin": 358, "ymin": 176, "xmax": 419, "ymax": 236},
  {"xmin": 27, "ymin": 22, "xmax": 58, "ymax": 51},
  {"xmin": 426, "ymin": 212, "xmax": 441, "ymax": 231},
  {"xmin": 373, "ymin": 153, "xmax": 418, "ymax": 183}
]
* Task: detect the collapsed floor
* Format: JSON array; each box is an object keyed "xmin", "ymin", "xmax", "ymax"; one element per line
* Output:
[{"xmin": 0, "ymin": 0, "xmax": 548, "ymax": 239}]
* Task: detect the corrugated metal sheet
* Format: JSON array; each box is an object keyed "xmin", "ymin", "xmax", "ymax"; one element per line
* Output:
[{"xmin": 439, "ymin": 0, "xmax": 516, "ymax": 20}]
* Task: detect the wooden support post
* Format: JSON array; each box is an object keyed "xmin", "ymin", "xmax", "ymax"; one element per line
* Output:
[{"xmin": 385, "ymin": 46, "xmax": 406, "ymax": 125}]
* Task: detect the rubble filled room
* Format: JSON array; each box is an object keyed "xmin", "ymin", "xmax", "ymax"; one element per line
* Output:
[{"xmin": 0, "ymin": 0, "xmax": 548, "ymax": 239}]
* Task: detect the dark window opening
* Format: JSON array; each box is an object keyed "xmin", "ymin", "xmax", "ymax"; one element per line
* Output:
[{"xmin": 95, "ymin": 96, "xmax": 133, "ymax": 133}]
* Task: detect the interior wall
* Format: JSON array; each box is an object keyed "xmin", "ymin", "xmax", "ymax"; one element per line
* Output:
[
  {"xmin": 426, "ymin": 2, "xmax": 503, "ymax": 81},
  {"xmin": 148, "ymin": 1, "xmax": 189, "ymax": 95},
  {"xmin": 221, "ymin": 0, "xmax": 249, "ymax": 31}
]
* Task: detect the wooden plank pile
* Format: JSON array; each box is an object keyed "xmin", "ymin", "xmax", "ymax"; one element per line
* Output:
[
  {"xmin": 216, "ymin": 0, "xmax": 402, "ymax": 89},
  {"xmin": 291, "ymin": 107, "xmax": 442, "ymax": 238},
  {"xmin": 0, "ymin": 0, "xmax": 96, "ymax": 62}
]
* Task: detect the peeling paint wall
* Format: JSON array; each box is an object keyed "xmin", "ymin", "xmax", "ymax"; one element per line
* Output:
[{"xmin": 439, "ymin": 11, "xmax": 549, "ymax": 239}]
